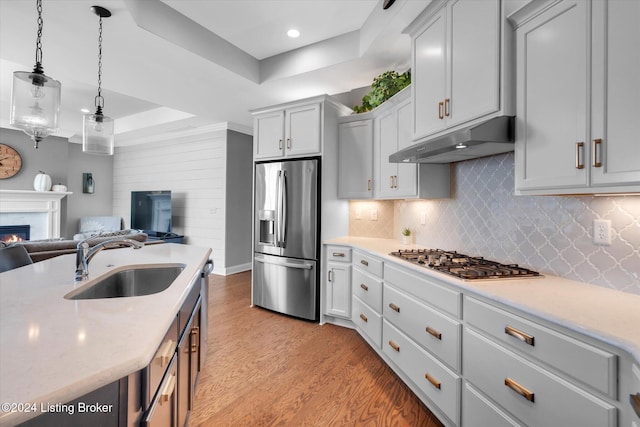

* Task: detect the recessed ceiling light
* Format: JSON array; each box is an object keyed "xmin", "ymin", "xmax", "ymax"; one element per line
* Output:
[{"xmin": 287, "ymin": 29, "xmax": 300, "ymax": 38}]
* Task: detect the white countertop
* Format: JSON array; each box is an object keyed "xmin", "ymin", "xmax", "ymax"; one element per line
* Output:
[
  {"xmin": 326, "ymin": 236, "xmax": 640, "ymax": 365},
  {"xmin": 0, "ymin": 243, "xmax": 212, "ymax": 426}
]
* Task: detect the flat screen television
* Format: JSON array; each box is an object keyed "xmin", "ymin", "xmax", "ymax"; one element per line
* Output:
[{"xmin": 131, "ymin": 190, "xmax": 172, "ymax": 234}]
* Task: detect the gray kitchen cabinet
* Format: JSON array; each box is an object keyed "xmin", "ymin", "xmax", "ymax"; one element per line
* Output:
[
  {"xmin": 512, "ymin": 0, "xmax": 640, "ymax": 195},
  {"xmin": 406, "ymin": 0, "xmax": 508, "ymax": 142},
  {"xmin": 325, "ymin": 245, "xmax": 352, "ymax": 319},
  {"xmin": 338, "ymin": 119, "xmax": 374, "ymax": 199},
  {"xmin": 351, "ymin": 250, "xmax": 384, "ymax": 348}
]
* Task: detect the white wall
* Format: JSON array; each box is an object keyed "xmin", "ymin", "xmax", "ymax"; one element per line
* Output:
[{"xmin": 112, "ymin": 129, "xmax": 241, "ymax": 274}]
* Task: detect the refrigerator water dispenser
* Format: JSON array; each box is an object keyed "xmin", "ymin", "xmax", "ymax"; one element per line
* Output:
[{"xmin": 258, "ymin": 209, "xmax": 275, "ymax": 244}]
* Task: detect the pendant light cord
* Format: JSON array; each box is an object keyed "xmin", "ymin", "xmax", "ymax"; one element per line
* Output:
[
  {"xmin": 95, "ymin": 15, "xmax": 104, "ymax": 112},
  {"xmin": 34, "ymin": 0, "xmax": 44, "ymax": 72}
]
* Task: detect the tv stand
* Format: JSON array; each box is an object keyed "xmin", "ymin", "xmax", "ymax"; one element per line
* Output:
[{"xmin": 144, "ymin": 231, "xmax": 184, "ymax": 244}]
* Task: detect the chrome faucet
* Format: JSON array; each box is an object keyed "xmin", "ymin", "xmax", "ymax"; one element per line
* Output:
[{"xmin": 75, "ymin": 237, "xmax": 143, "ymax": 281}]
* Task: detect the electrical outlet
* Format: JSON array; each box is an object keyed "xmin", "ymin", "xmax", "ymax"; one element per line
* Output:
[
  {"xmin": 370, "ymin": 209, "xmax": 378, "ymax": 221},
  {"xmin": 593, "ymin": 219, "xmax": 612, "ymax": 245}
]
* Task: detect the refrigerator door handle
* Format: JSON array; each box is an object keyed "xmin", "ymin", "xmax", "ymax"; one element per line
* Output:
[
  {"xmin": 275, "ymin": 170, "xmax": 283, "ymax": 247},
  {"xmin": 254, "ymin": 257, "xmax": 314, "ymax": 270},
  {"xmin": 281, "ymin": 170, "xmax": 288, "ymax": 247}
]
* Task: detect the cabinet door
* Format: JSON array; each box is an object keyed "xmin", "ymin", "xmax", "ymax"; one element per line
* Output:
[
  {"xmin": 376, "ymin": 109, "xmax": 399, "ymax": 198},
  {"xmin": 394, "ymin": 100, "xmax": 418, "ymax": 197},
  {"xmin": 338, "ymin": 120, "xmax": 373, "ymax": 199},
  {"xmin": 590, "ymin": 0, "xmax": 640, "ymax": 187},
  {"xmin": 285, "ymin": 103, "xmax": 321, "ymax": 157},
  {"xmin": 515, "ymin": 0, "xmax": 590, "ymax": 191},
  {"xmin": 412, "ymin": 6, "xmax": 447, "ymax": 139},
  {"xmin": 254, "ymin": 111, "xmax": 285, "ymax": 159},
  {"xmin": 447, "ymin": 0, "xmax": 500, "ymax": 127},
  {"xmin": 326, "ymin": 262, "xmax": 351, "ymax": 318}
]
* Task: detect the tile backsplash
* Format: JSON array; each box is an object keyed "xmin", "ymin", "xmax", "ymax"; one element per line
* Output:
[{"xmin": 350, "ymin": 153, "xmax": 640, "ymax": 295}]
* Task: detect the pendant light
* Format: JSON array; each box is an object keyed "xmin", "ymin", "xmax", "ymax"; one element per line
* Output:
[
  {"xmin": 83, "ymin": 5, "xmax": 114, "ymax": 156},
  {"xmin": 9, "ymin": 0, "xmax": 61, "ymax": 149}
]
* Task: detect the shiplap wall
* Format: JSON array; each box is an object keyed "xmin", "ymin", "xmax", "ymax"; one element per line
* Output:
[{"xmin": 112, "ymin": 128, "xmax": 250, "ymax": 274}]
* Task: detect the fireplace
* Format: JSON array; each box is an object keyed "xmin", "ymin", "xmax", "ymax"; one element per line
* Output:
[{"xmin": 0, "ymin": 225, "xmax": 30, "ymax": 243}]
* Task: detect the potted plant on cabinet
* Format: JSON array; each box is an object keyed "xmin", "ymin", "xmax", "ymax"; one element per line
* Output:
[{"xmin": 352, "ymin": 70, "xmax": 411, "ymax": 113}]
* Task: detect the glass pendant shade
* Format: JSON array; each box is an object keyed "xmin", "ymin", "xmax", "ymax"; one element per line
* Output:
[
  {"xmin": 83, "ymin": 112, "xmax": 114, "ymax": 155},
  {"xmin": 10, "ymin": 70, "xmax": 61, "ymax": 148}
]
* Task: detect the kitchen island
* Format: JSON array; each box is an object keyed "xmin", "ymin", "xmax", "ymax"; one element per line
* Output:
[
  {"xmin": 0, "ymin": 243, "xmax": 212, "ymax": 426},
  {"xmin": 324, "ymin": 236, "xmax": 640, "ymax": 427}
]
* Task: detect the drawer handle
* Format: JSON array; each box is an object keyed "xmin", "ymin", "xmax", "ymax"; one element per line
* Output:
[
  {"xmin": 360, "ymin": 259, "xmax": 369, "ymax": 267},
  {"xmin": 160, "ymin": 373, "xmax": 176, "ymax": 404},
  {"xmin": 157, "ymin": 339, "xmax": 174, "ymax": 368},
  {"xmin": 426, "ymin": 326, "xmax": 442, "ymax": 340},
  {"xmin": 332, "ymin": 252, "xmax": 345, "ymax": 257},
  {"xmin": 592, "ymin": 138, "xmax": 603, "ymax": 168},
  {"xmin": 190, "ymin": 326, "xmax": 200, "ymax": 353},
  {"xmin": 389, "ymin": 303, "xmax": 400, "ymax": 313},
  {"xmin": 576, "ymin": 142, "xmax": 585, "ymax": 169},
  {"xmin": 631, "ymin": 393, "xmax": 640, "ymax": 418},
  {"xmin": 425, "ymin": 373, "xmax": 441, "ymax": 390},
  {"xmin": 359, "ymin": 313, "xmax": 368, "ymax": 323},
  {"xmin": 388, "ymin": 340, "xmax": 400, "ymax": 352},
  {"xmin": 505, "ymin": 325, "xmax": 535, "ymax": 346},
  {"xmin": 360, "ymin": 283, "xmax": 369, "ymax": 291},
  {"xmin": 504, "ymin": 377, "xmax": 535, "ymax": 402}
]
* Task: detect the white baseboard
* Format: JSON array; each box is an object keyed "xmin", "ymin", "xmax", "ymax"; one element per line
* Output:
[{"xmin": 213, "ymin": 262, "xmax": 252, "ymax": 276}]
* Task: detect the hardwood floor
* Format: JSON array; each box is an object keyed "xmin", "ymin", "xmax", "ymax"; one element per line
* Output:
[{"xmin": 190, "ymin": 271, "xmax": 444, "ymax": 427}]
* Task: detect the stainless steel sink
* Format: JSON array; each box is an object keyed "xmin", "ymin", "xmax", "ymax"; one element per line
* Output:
[{"xmin": 65, "ymin": 265, "xmax": 185, "ymax": 300}]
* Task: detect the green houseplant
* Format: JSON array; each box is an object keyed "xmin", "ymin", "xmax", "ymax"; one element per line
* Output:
[
  {"xmin": 402, "ymin": 227, "xmax": 412, "ymax": 245},
  {"xmin": 353, "ymin": 70, "xmax": 411, "ymax": 113}
]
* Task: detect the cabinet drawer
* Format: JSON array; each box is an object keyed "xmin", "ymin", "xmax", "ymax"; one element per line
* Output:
[
  {"xmin": 463, "ymin": 382, "xmax": 523, "ymax": 427},
  {"xmin": 352, "ymin": 268, "xmax": 383, "ymax": 313},
  {"xmin": 383, "ymin": 320, "xmax": 461, "ymax": 425},
  {"xmin": 326, "ymin": 245, "xmax": 351, "ymax": 263},
  {"xmin": 464, "ymin": 328, "xmax": 616, "ymax": 427},
  {"xmin": 146, "ymin": 316, "xmax": 178, "ymax": 409},
  {"xmin": 353, "ymin": 250, "xmax": 383, "ymax": 278},
  {"xmin": 383, "ymin": 284, "xmax": 461, "ymax": 372},
  {"xmin": 384, "ymin": 263, "xmax": 461, "ymax": 318},
  {"xmin": 352, "ymin": 296, "xmax": 382, "ymax": 348},
  {"xmin": 464, "ymin": 296, "xmax": 617, "ymax": 397}
]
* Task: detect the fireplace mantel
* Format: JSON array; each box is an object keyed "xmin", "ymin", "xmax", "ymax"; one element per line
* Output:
[{"xmin": 0, "ymin": 190, "xmax": 72, "ymax": 239}]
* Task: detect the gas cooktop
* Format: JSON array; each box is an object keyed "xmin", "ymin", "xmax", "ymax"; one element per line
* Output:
[{"xmin": 389, "ymin": 248, "xmax": 542, "ymax": 281}]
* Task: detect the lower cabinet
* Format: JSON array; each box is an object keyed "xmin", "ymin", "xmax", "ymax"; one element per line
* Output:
[
  {"xmin": 143, "ymin": 355, "xmax": 179, "ymax": 426},
  {"xmin": 463, "ymin": 327, "xmax": 616, "ymax": 427},
  {"xmin": 383, "ymin": 321, "xmax": 461, "ymax": 426},
  {"xmin": 325, "ymin": 261, "xmax": 351, "ymax": 318},
  {"xmin": 352, "ymin": 295, "xmax": 382, "ymax": 348},
  {"xmin": 462, "ymin": 382, "xmax": 522, "ymax": 427}
]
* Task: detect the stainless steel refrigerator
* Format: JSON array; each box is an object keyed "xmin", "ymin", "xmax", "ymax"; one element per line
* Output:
[{"xmin": 253, "ymin": 158, "xmax": 319, "ymax": 320}]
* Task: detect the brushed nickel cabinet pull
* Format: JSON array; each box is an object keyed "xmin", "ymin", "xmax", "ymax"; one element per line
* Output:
[
  {"xmin": 328, "ymin": 270, "xmax": 332, "ymax": 282},
  {"xmin": 426, "ymin": 326, "xmax": 442, "ymax": 340},
  {"xmin": 360, "ymin": 313, "xmax": 368, "ymax": 323},
  {"xmin": 425, "ymin": 373, "xmax": 442, "ymax": 390},
  {"xmin": 286, "ymin": 138, "xmax": 291, "ymax": 149},
  {"xmin": 438, "ymin": 101, "xmax": 444, "ymax": 120},
  {"xmin": 593, "ymin": 138, "xmax": 603, "ymax": 167},
  {"xmin": 393, "ymin": 175, "xmax": 398, "ymax": 188},
  {"xmin": 389, "ymin": 303, "xmax": 400, "ymax": 313},
  {"xmin": 278, "ymin": 139, "xmax": 283, "ymax": 150},
  {"xmin": 631, "ymin": 393, "xmax": 640, "ymax": 418},
  {"xmin": 160, "ymin": 373, "xmax": 176, "ymax": 404},
  {"xmin": 444, "ymin": 98, "xmax": 450, "ymax": 117},
  {"xmin": 504, "ymin": 377, "xmax": 535, "ymax": 402},
  {"xmin": 190, "ymin": 326, "xmax": 199, "ymax": 353},
  {"xmin": 361, "ymin": 260, "xmax": 369, "ymax": 267},
  {"xmin": 390, "ymin": 175, "xmax": 394, "ymax": 189},
  {"xmin": 360, "ymin": 283, "xmax": 369, "ymax": 291},
  {"xmin": 388, "ymin": 340, "xmax": 400, "ymax": 352},
  {"xmin": 332, "ymin": 252, "xmax": 345, "ymax": 257},
  {"xmin": 576, "ymin": 142, "xmax": 585, "ymax": 169},
  {"xmin": 505, "ymin": 325, "xmax": 535, "ymax": 346},
  {"xmin": 367, "ymin": 179, "xmax": 372, "ymax": 192}
]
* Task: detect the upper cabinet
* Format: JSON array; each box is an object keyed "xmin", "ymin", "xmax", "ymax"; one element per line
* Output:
[
  {"xmin": 406, "ymin": 0, "xmax": 508, "ymax": 142},
  {"xmin": 512, "ymin": 0, "xmax": 640, "ymax": 195},
  {"xmin": 338, "ymin": 88, "xmax": 449, "ymax": 200},
  {"xmin": 252, "ymin": 97, "xmax": 351, "ymax": 161}
]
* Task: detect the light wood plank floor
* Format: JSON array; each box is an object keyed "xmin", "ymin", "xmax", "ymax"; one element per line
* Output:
[{"xmin": 190, "ymin": 271, "xmax": 444, "ymax": 427}]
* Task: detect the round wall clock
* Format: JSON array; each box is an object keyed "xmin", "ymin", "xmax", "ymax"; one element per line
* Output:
[{"xmin": 0, "ymin": 143, "xmax": 23, "ymax": 179}]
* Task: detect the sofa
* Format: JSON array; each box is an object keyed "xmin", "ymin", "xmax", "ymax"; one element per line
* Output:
[{"xmin": 14, "ymin": 230, "xmax": 148, "ymax": 263}]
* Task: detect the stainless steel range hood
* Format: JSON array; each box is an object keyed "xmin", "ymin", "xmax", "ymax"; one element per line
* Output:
[{"xmin": 389, "ymin": 116, "xmax": 515, "ymax": 163}]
